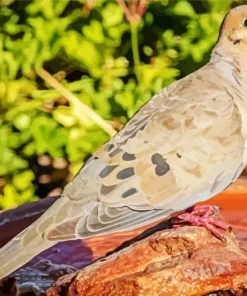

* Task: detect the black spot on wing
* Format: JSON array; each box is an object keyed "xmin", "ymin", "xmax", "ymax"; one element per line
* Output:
[
  {"xmin": 122, "ymin": 188, "xmax": 138, "ymax": 198},
  {"xmin": 155, "ymin": 164, "xmax": 170, "ymax": 176},
  {"xmin": 151, "ymin": 153, "xmax": 164, "ymax": 165},
  {"xmin": 116, "ymin": 167, "xmax": 135, "ymax": 180},
  {"xmin": 104, "ymin": 143, "xmax": 114, "ymax": 152},
  {"xmin": 151, "ymin": 153, "xmax": 170, "ymax": 176},
  {"xmin": 99, "ymin": 165, "xmax": 118, "ymax": 178},
  {"xmin": 122, "ymin": 152, "xmax": 136, "ymax": 161},
  {"xmin": 176, "ymin": 153, "xmax": 182, "ymax": 158}
]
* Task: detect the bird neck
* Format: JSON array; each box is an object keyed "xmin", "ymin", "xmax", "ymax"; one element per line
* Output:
[{"xmin": 211, "ymin": 43, "xmax": 247, "ymax": 85}]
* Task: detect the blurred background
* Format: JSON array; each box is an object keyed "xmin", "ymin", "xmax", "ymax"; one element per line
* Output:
[{"xmin": 0, "ymin": 0, "xmax": 246, "ymax": 210}]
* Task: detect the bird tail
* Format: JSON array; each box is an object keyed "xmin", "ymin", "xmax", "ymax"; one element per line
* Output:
[
  {"xmin": 0, "ymin": 196, "xmax": 72, "ymax": 280},
  {"xmin": 0, "ymin": 222, "xmax": 57, "ymax": 280}
]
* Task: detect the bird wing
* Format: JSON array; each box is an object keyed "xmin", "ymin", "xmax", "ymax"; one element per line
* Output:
[
  {"xmin": 47, "ymin": 65, "xmax": 244, "ymax": 239},
  {"xmin": 93, "ymin": 68, "xmax": 244, "ymax": 210}
]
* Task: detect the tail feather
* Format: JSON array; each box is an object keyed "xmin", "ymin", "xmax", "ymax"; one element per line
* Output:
[
  {"xmin": 0, "ymin": 227, "xmax": 56, "ymax": 280},
  {"xmin": 0, "ymin": 196, "xmax": 73, "ymax": 280}
]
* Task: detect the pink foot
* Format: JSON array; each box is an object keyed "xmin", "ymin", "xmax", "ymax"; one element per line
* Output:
[{"xmin": 173, "ymin": 205, "xmax": 231, "ymax": 242}]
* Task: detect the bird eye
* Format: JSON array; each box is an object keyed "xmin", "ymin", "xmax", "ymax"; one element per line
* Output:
[{"xmin": 243, "ymin": 18, "xmax": 247, "ymax": 29}]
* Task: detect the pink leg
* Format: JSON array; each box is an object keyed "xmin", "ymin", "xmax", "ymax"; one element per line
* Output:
[
  {"xmin": 205, "ymin": 217, "xmax": 229, "ymax": 230},
  {"xmin": 189, "ymin": 205, "xmax": 220, "ymax": 218},
  {"xmin": 173, "ymin": 205, "xmax": 230, "ymax": 242},
  {"xmin": 198, "ymin": 219, "xmax": 226, "ymax": 241}
]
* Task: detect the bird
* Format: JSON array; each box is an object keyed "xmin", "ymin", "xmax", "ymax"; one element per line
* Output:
[{"xmin": 1, "ymin": 4, "xmax": 247, "ymax": 280}]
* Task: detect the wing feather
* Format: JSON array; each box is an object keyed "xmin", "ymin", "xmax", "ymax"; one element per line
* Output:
[
  {"xmin": 45, "ymin": 68, "xmax": 245, "ymax": 241},
  {"xmin": 94, "ymin": 70, "xmax": 244, "ymax": 212},
  {"xmin": 75, "ymin": 203, "xmax": 175, "ymax": 238}
]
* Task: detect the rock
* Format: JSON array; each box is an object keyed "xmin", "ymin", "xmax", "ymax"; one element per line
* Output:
[
  {"xmin": 47, "ymin": 214, "xmax": 247, "ymax": 296},
  {"xmin": 0, "ymin": 260, "xmax": 76, "ymax": 296}
]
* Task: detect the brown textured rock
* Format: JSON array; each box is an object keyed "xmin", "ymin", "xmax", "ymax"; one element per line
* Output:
[{"xmin": 47, "ymin": 218, "xmax": 247, "ymax": 296}]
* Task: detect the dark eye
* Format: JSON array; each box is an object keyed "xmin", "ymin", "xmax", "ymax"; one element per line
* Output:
[{"xmin": 243, "ymin": 18, "xmax": 247, "ymax": 28}]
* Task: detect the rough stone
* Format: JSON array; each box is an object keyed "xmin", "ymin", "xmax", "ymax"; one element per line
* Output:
[{"xmin": 47, "ymin": 215, "xmax": 247, "ymax": 296}]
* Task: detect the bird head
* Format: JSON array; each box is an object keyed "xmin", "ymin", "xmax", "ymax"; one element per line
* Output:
[{"xmin": 218, "ymin": 5, "xmax": 247, "ymax": 47}]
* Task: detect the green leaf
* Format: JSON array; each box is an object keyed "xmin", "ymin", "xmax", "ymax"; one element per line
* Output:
[
  {"xmin": 12, "ymin": 170, "xmax": 35, "ymax": 191},
  {"xmin": 0, "ymin": 147, "xmax": 28, "ymax": 175},
  {"xmin": 0, "ymin": 184, "xmax": 19, "ymax": 209},
  {"xmin": 31, "ymin": 116, "xmax": 68, "ymax": 158},
  {"xmin": 53, "ymin": 106, "xmax": 77, "ymax": 127},
  {"xmin": 23, "ymin": 142, "xmax": 36, "ymax": 157},
  {"xmin": 173, "ymin": 1, "xmax": 196, "ymax": 17},
  {"xmin": 101, "ymin": 3, "xmax": 124, "ymax": 28},
  {"xmin": 83, "ymin": 20, "xmax": 105, "ymax": 44},
  {"xmin": 13, "ymin": 113, "xmax": 31, "ymax": 130},
  {"xmin": 206, "ymin": 0, "xmax": 232, "ymax": 12}
]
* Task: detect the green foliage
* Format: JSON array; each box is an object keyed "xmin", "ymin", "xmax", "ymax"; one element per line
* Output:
[{"xmin": 0, "ymin": 0, "xmax": 244, "ymax": 209}]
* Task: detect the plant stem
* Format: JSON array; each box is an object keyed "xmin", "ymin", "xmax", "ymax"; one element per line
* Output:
[
  {"xmin": 116, "ymin": 0, "xmax": 132, "ymax": 22},
  {"xmin": 130, "ymin": 22, "xmax": 141, "ymax": 82},
  {"xmin": 37, "ymin": 68, "xmax": 116, "ymax": 137}
]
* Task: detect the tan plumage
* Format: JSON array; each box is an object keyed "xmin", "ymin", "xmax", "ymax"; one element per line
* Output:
[{"xmin": 1, "ymin": 5, "xmax": 247, "ymax": 279}]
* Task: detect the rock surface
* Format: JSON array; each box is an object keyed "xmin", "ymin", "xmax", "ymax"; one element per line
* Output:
[{"xmin": 47, "ymin": 215, "xmax": 247, "ymax": 296}]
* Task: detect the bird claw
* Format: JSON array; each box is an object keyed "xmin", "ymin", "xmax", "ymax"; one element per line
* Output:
[{"xmin": 173, "ymin": 205, "xmax": 230, "ymax": 242}]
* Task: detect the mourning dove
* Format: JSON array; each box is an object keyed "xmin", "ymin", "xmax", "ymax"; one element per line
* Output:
[{"xmin": 1, "ymin": 5, "xmax": 247, "ymax": 279}]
